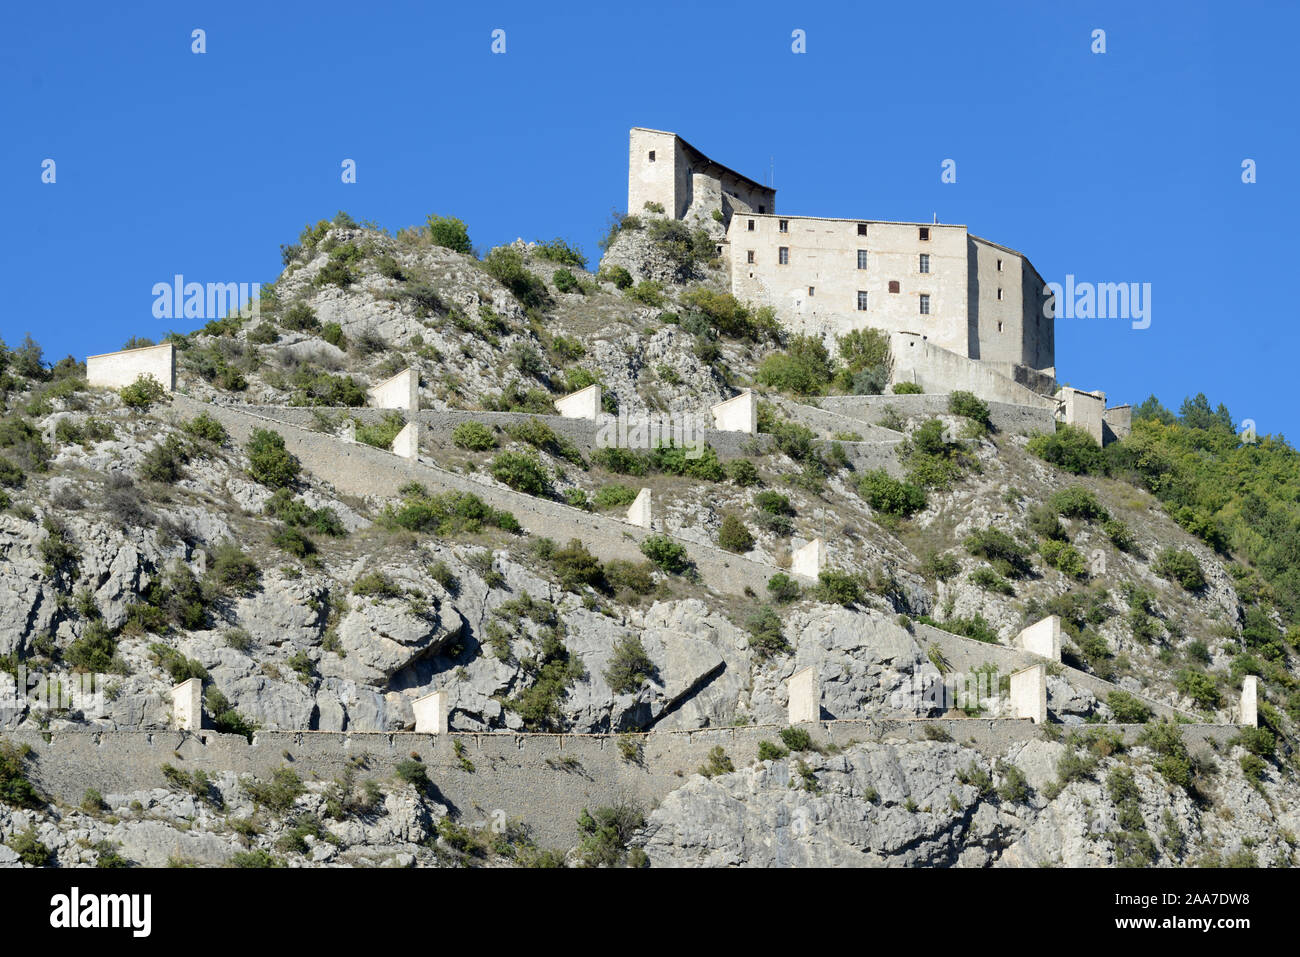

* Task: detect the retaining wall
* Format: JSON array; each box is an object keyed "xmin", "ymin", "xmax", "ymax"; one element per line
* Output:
[
  {"xmin": 169, "ymin": 397, "xmax": 780, "ymax": 597},
  {"xmin": 5, "ymin": 719, "xmax": 1238, "ymax": 852},
  {"xmin": 818, "ymin": 394, "xmax": 1057, "ymax": 437},
  {"xmin": 914, "ymin": 623, "xmax": 1201, "ymax": 722}
]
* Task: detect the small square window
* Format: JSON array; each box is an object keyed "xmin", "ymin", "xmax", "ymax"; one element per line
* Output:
[
  {"xmin": 888, "ymin": 281, "xmax": 900, "ymax": 294},
  {"xmin": 747, "ymin": 219, "xmax": 755, "ymax": 231},
  {"xmin": 778, "ymin": 247, "xmax": 789, "ymax": 265},
  {"xmin": 648, "ymin": 150, "xmax": 655, "ymax": 162},
  {"xmin": 857, "ymin": 223, "xmax": 868, "ymax": 236},
  {"xmin": 857, "ymin": 291, "xmax": 869, "ymax": 311},
  {"xmin": 746, "ymin": 250, "xmax": 755, "ymax": 263},
  {"xmin": 919, "ymin": 254, "xmax": 930, "ymax": 274},
  {"xmin": 919, "ymin": 227, "xmax": 930, "ymax": 241},
  {"xmin": 758, "ymin": 205, "xmax": 766, "ymax": 213},
  {"xmin": 919, "ymin": 294, "xmax": 931, "ymax": 315},
  {"xmin": 779, "ymin": 219, "xmax": 789, "ymax": 233},
  {"xmin": 857, "ymin": 249, "xmax": 868, "ymax": 269}
]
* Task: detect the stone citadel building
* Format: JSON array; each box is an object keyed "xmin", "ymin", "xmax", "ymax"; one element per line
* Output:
[{"xmin": 626, "ymin": 127, "xmax": 1130, "ymax": 444}]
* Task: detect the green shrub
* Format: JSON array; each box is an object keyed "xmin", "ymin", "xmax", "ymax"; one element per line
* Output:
[
  {"xmin": 755, "ymin": 335, "xmax": 834, "ymax": 395},
  {"xmin": 1051, "ymin": 486, "xmax": 1109, "ymax": 521},
  {"xmin": 947, "ymin": 390, "xmax": 990, "ymax": 427},
  {"xmin": 969, "ymin": 567, "xmax": 1015, "ymax": 595},
  {"xmin": 452, "ymin": 421, "xmax": 497, "ymax": 451},
  {"xmin": 182, "ymin": 413, "xmax": 227, "ymax": 444},
  {"xmin": 7, "ymin": 827, "xmax": 50, "ymax": 866},
  {"xmin": 754, "ymin": 490, "xmax": 794, "ymax": 516},
  {"xmin": 321, "ymin": 322, "xmax": 346, "ymax": 349},
  {"xmin": 552, "ymin": 269, "xmax": 580, "ymax": 293},
  {"xmin": 1103, "ymin": 518, "xmax": 1135, "ymax": 552},
  {"xmin": 640, "ymin": 535, "xmax": 691, "ymax": 575},
  {"xmin": 600, "ymin": 265, "xmax": 633, "ymax": 289},
  {"xmin": 208, "ymin": 541, "xmax": 261, "ymax": 595},
  {"xmin": 717, "ymin": 514, "xmax": 754, "ymax": 553},
  {"xmin": 1107, "ymin": 690, "xmax": 1152, "ymax": 723},
  {"xmin": 1027, "ymin": 423, "xmax": 1106, "ymax": 475},
  {"xmin": 593, "ymin": 484, "xmax": 638, "ymax": 509},
  {"xmin": 592, "ymin": 446, "xmax": 648, "ymax": 475},
  {"xmin": 280, "ymin": 302, "xmax": 320, "ymax": 332},
  {"xmin": 483, "ymin": 247, "xmax": 550, "ymax": 311},
  {"xmin": 679, "ymin": 288, "xmax": 779, "ymax": 341},
  {"xmin": 1155, "ymin": 547, "xmax": 1205, "ymax": 591},
  {"xmin": 746, "ymin": 606, "xmax": 791, "ymax": 659},
  {"xmin": 698, "ymin": 745, "xmax": 734, "ymax": 779},
  {"xmin": 724, "ymin": 458, "xmax": 760, "ymax": 486},
  {"xmin": 1039, "ymin": 538, "xmax": 1088, "ymax": 578},
  {"xmin": 549, "ymin": 539, "xmax": 607, "ymax": 592},
  {"xmin": 765, "ymin": 572, "xmax": 802, "ymax": 604},
  {"xmin": 427, "ymin": 214, "xmax": 472, "ymax": 254},
  {"xmin": 243, "ymin": 767, "xmax": 305, "ymax": 812},
  {"xmin": 604, "ymin": 636, "xmax": 654, "ymax": 694},
  {"xmin": 1175, "ymin": 669, "xmax": 1220, "ymax": 710},
  {"xmin": 814, "ymin": 569, "xmax": 861, "ymax": 606},
  {"xmin": 139, "ymin": 435, "xmax": 190, "ymax": 483},
  {"xmin": 489, "ymin": 451, "xmax": 549, "ymax": 496},
  {"xmin": 779, "ymin": 727, "xmax": 815, "ymax": 752},
  {"xmin": 857, "ymin": 469, "xmax": 926, "ymax": 517},
  {"xmin": 380, "ymin": 486, "xmax": 519, "ymax": 536},
  {"xmin": 118, "ymin": 375, "xmax": 167, "ymax": 409},
  {"xmin": 354, "ymin": 412, "xmax": 406, "ymax": 450},
  {"xmin": 921, "ymin": 551, "xmax": 960, "ymax": 581},
  {"xmin": 0, "ymin": 741, "xmax": 41, "ymax": 808},
  {"xmin": 892, "ymin": 382, "xmax": 923, "ymax": 395},
  {"xmin": 605, "ymin": 560, "xmax": 656, "ymax": 596},
  {"xmin": 246, "ymin": 429, "xmax": 299, "ymax": 488},
  {"xmin": 964, "ymin": 527, "xmax": 1033, "ymax": 577}
]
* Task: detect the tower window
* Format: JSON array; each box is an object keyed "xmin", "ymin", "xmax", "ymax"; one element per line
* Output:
[
  {"xmin": 808, "ymin": 286, "xmax": 815, "ymax": 296},
  {"xmin": 919, "ymin": 294, "xmax": 931, "ymax": 315},
  {"xmin": 857, "ymin": 223, "xmax": 868, "ymax": 236},
  {"xmin": 919, "ymin": 253, "xmax": 930, "ymax": 274},
  {"xmin": 997, "ymin": 288, "xmax": 1003, "ymax": 301},
  {"xmin": 857, "ymin": 291, "xmax": 869, "ymax": 311},
  {"xmin": 997, "ymin": 321, "xmax": 1004, "ymax": 332},
  {"xmin": 758, "ymin": 205, "xmax": 766, "ymax": 213},
  {"xmin": 648, "ymin": 150, "xmax": 655, "ymax": 162},
  {"xmin": 857, "ymin": 249, "xmax": 868, "ymax": 269},
  {"xmin": 779, "ymin": 219, "xmax": 789, "ymax": 233},
  {"xmin": 996, "ymin": 258, "xmax": 1003, "ymax": 271},
  {"xmin": 919, "ymin": 227, "xmax": 930, "ymax": 241},
  {"xmin": 888, "ymin": 281, "xmax": 900, "ymax": 294},
  {"xmin": 747, "ymin": 219, "xmax": 755, "ymax": 231},
  {"xmin": 746, "ymin": 250, "xmax": 755, "ymax": 263},
  {"xmin": 778, "ymin": 247, "xmax": 789, "ymax": 265}
]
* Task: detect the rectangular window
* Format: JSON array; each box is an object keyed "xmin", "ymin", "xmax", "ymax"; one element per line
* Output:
[
  {"xmin": 997, "ymin": 288, "xmax": 1003, "ymax": 301},
  {"xmin": 779, "ymin": 219, "xmax": 789, "ymax": 233},
  {"xmin": 747, "ymin": 219, "xmax": 755, "ymax": 231},
  {"xmin": 648, "ymin": 151, "xmax": 655, "ymax": 162},
  {"xmin": 857, "ymin": 223, "xmax": 868, "ymax": 236},
  {"xmin": 997, "ymin": 321, "xmax": 1004, "ymax": 332},
  {"xmin": 758, "ymin": 205, "xmax": 766, "ymax": 213},
  {"xmin": 888, "ymin": 280, "xmax": 900, "ymax": 293},
  {"xmin": 857, "ymin": 291, "xmax": 869, "ymax": 311},
  {"xmin": 778, "ymin": 247, "xmax": 789, "ymax": 265},
  {"xmin": 919, "ymin": 254, "xmax": 930, "ymax": 274},
  {"xmin": 919, "ymin": 227, "xmax": 930, "ymax": 241},
  {"xmin": 746, "ymin": 250, "xmax": 755, "ymax": 263},
  {"xmin": 996, "ymin": 258, "xmax": 1003, "ymax": 271},
  {"xmin": 808, "ymin": 286, "xmax": 815, "ymax": 296},
  {"xmin": 919, "ymin": 294, "xmax": 931, "ymax": 315},
  {"xmin": 857, "ymin": 249, "xmax": 868, "ymax": 269}
]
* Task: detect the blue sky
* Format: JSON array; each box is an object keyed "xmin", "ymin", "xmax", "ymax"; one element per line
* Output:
[{"xmin": 2, "ymin": 1, "xmax": 1296, "ymax": 437}]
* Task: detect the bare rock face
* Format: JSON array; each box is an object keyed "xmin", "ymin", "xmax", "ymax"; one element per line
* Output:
[
  {"xmin": 598, "ymin": 223, "xmax": 704, "ymax": 286},
  {"xmin": 640, "ymin": 741, "xmax": 1002, "ymax": 867},
  {"xmin": 332, "ymin": 599, "xmax": 464, "ymax": 684}
]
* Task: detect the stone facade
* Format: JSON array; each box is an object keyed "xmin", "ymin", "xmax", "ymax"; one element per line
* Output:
[
  {"xmin": 86, "ymin": 343, "xmax": 175, "ymax": 392},
  {"xmin": 368, "ymin": 367, "xmax": 418, "ymax": 410},
  {"xmin": 628, "ymin": 127, "xmax": 775, "ymax": 224}
]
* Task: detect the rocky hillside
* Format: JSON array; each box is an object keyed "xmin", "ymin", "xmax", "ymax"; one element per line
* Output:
[{"xmin": 0, "ymin": 209, "xmax": 1296, "ymax": 867}]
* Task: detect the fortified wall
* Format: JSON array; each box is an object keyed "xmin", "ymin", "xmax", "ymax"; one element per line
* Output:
[{"xmin": 4, "ymin": 719, "xmax": 1239, "ymax": 852}]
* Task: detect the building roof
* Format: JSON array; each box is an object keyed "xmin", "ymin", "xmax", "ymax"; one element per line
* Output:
[{"xmin": 631, "ymin": 127, "xmax": 774, "ymax": 198}]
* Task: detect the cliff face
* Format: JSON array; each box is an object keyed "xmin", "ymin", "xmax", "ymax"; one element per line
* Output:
[{"xmin": 0, "ymin": 214, "xmax": 1293, "ymax": 867}]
